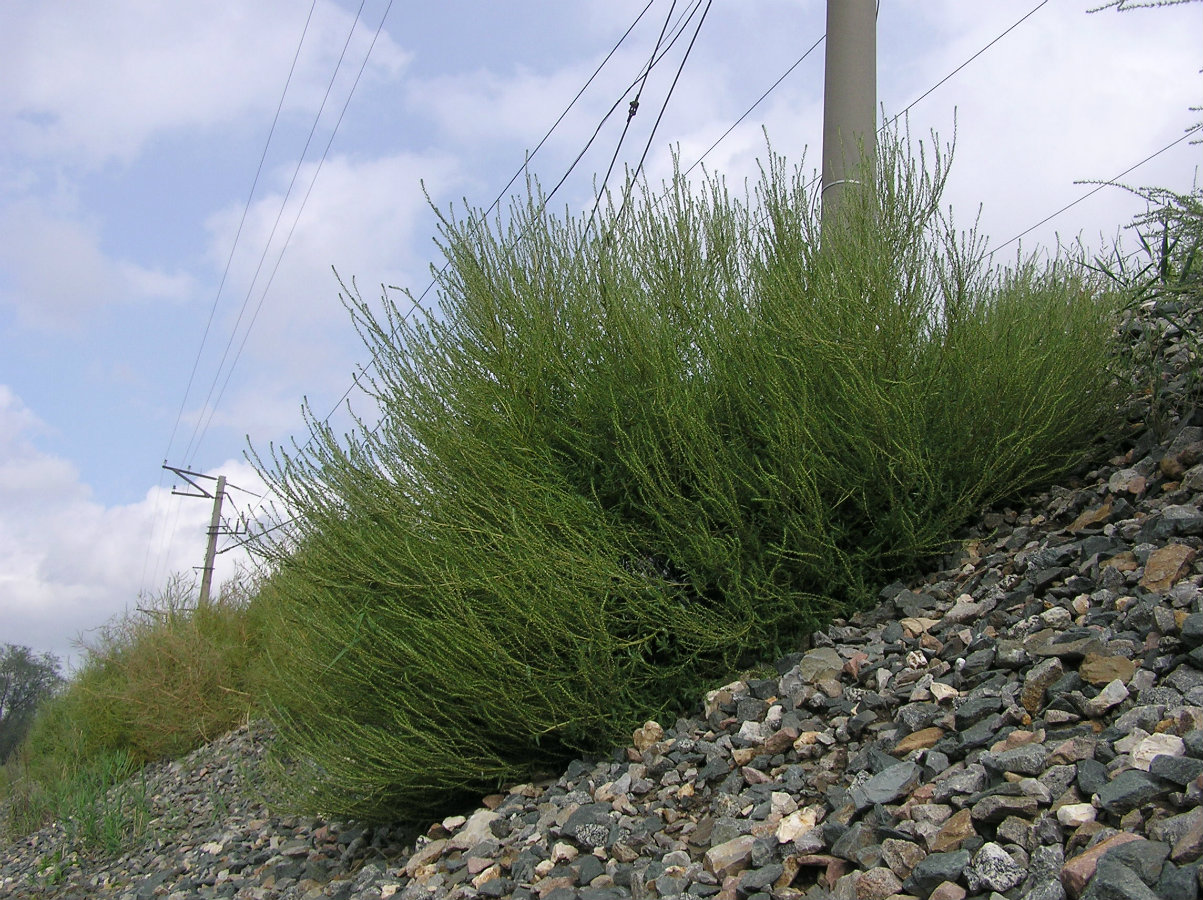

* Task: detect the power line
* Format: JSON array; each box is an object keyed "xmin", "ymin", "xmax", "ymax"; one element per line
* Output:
[
  {"xmin": 180, "ymin": 0, "xmax": 372, "ymax": 467},
  {"xmin": 162, "ymin": 0, "xmax": 318, "ymax": 467},
  {"xmin": 226, "ymin": 1, "xmax": 683, "ymax": 537},
  {"xmin": 143, "ymin": 0, "xmax": 318, "ymax": 598},
  {"xmin": 223, "ymin": 0, "xmax": 1085, "ymax": 558},
  {"xmin": 993, "ymin": 122, "xmax": 1203, "ymax": 252},
  {"xmin": 580, "ymin": 0, "xmax": 682, "ymax": 240},
  {"xmin": 684, "ymin": 33, "xmax": 825, "ymax": 177},
  {"xmin": 883, "ymin": 0, "xmax": 1051, "ymax": 132},
  {"xmin": 611, "ymin": 0, "xmax": 715, "ymax": 231},
  {"xmin": 187, "ymin": 0, "xmax": 397, "ymax": 466}
]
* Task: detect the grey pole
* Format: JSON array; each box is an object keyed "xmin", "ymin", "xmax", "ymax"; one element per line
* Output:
[
  {"xmin": 821, "ymin": 0, "xmax": 877, "ymax": 233},
  {"xmin": 198, "ymin": 475, "xmax": 226, "ymax": 607}
]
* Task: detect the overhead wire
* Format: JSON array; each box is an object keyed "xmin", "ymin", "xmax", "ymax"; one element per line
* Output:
[
  {"xmin": 163, "ymin": 0, "xmax": 319, "ymax": 467},
  {"xmin": 228, "ymin": 0, "xmax": 1117, "ymax": 560},
  {"xmin": 882, "ymin": 0, "xmax": 1051, "ymax": 132},
  {"xmin": 229, "ymin": 0, "xmax": 703, "ymax": 543},
  {"xmin": 608, "ymin": 0, "xmax": 715, "ymax": 232},
  {"xmin": 993, "ymin": 122, "xmax": 1203, "ymax": 253},
  {"xmin": 179, "ymin": 0, "xmax": 372, "ymax": 468},
  {"xmin": 579, "ymin": 0, "xmax": 682, "ymax": 240},
  {"xmin": 188, "ymin": 0, "xmax": 397, "ymax": 465},
  {"xmin": 142, "ymin": 0, "xmax": 319, "ymax": 597}
]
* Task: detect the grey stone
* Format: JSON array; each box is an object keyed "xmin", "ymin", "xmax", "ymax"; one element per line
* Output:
[
  {"xmin": 986, "ymin": 744, "xmax": 1050, "ymax": 777},
  {"xmin": 851, "ymin": 762, "xmax": 922, "ymax": 810},
  {"xmin": 1096, "ymin": 770, "xmax": 1170, "ymax": 814},
  {"xmin": 1182, "ymin": 616, "xmax": 1203, "ymax": 650},
  {"xmin": 1149, "ymin": 754, "xmax": 1203, "ymax": 785},
  {"xmin": 562, "ymin": 804, "xmax": 616, "ymax": 848},
  {"xmin": 1157, "ymin": 862, "xmax": 1200, "ymax": 900},
  {"xmin": 966, "ymin": 842, "xmax": 1026, "ymax": 893},
  {"xmin": 1099, "ymin": 839, "xmax": 1169, "ymax": 886},
  {"xmin": 1078, "ymin": 758, "xmax": 1112, "ymax": 796},
  {"xmin": 955, "ymin": 696, "xmax": 1004, "ymax": 729},
  {"xmin": 904, "ymin": 850, "xmax": 972, "ymax": 896},
  {"xmin": 1142, "ymin": 506, "xmax": 1203, "ymax": 541},
  {"xmin": 1081, "ymin": 861, "xmax": 1160, "ymax": 900}
]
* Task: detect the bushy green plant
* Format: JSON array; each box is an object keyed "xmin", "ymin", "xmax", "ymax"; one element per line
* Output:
[{"xmin": 251, "ymin": 132, "xmax": 1127, "ymax": 824}]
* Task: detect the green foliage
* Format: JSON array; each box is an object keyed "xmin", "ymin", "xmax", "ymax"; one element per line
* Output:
[
  {"xmin": 0, "ymin": 644, "xmax": 64, "ymax": 764},
  {"xmin": 0, "ymin": 574, "xmax": 264, "ymax": 846},
  {"xmin": 251, "ymin": 132, "xmax": 1127, "ymax": 825},
  {"xmin": 1091, "ymin": 183, "xmax": 1203, "ymax": 434}
]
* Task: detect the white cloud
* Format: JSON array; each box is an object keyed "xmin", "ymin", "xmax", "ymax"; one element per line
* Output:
[
  {"xmin": 0, "ymin": 198, "xmax": 195, "ymax": 328},
  {"xmin": 0, "ymin": 0, "xmax": 409, "ymax": 166},
  {"xmin": 881, "ymin": 0, "xmax": 1202, "ymax": 252},
  {"xmin": 0, "ymin": 385, "xmax": 262, "ymax": 670}
]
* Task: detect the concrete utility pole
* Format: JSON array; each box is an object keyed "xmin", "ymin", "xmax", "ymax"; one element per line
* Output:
[
  {"xmin": 821, "ymin": 0, "xmax": 877, "ymax": 234},
  {"xmin": 164, "ymin": 465, "xmax": 228, "ymax": 607},
  {"xmin": 198, "ymin": 475, "xmax": 226, "ymax": 607}
]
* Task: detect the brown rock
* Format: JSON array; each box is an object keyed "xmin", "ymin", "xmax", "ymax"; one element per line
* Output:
[
  {"xmin": 1050, "ymin": 736, "xmax": 1098, "ymax": 765},
  {"xmin": 856, "ymin": 867, "xmax": 904, "ymax": 900},
  {"xmin": 763, "ymin": 726, "xmax": 800, "ymax": 757},
  {"xmin": 1140, "ymin": 544, "xmax": 1197, "ymax": 592},
  {"xmin": 1079, "ymin": 652, "xmax": 1136, "ymax": 686},
  {"xmin": 1102, "ymin": 551, "xmax": 1139, "ymax": 573},
  {"xmin": 404, "ymin": 839, "xmax": 448, "ymax": 877},
  {"xmin": 534, "ymin": 875, "xmax": 577, "ymax": 897},
  {"xmin": 742, "ymin": 766, "xmax": 774, "ymax": 785},
  {"xmin": 930, "ymin": 808, "xmax": 976, "ymax": 852},
  {"xmin": 632, "ymin": 720, "xmax": 665, "ymax": 752},
  {"xmin": 930, "ymin": 881, "xmax": 968, "ymax": 900},
  {"xmin": 1161, "ymin": 441, "xmax": 1203, "ymax": 479},
  {"xmin": 880, "ymin": 837, "xmax": 927, "ymax": 878},
  {"xmin": 894, "ymin": 727, "xmax": 945, "ymax": 755},
  {"xmin": 1021, "ymin": 657, "xmax": 1065, "ymax": 714},
  {"xmin": 1061, "ymin": 832, "xmax": 1143, "ymax": 899},
  {"xmin": 1172, "ymin": 812, "xmax": 1203, "ymax": 863},
  {"xmin": 1069, "ymin": 498, "xmax": 1113, "ymax": 533},
  {"xmin": 791, "ymin": 854, "xmax": 851, "ymax": 890}
]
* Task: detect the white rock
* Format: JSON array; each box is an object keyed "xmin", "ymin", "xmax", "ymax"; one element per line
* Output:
[
  {"xmin": 1132, "ymin": 733, "xmax": 1186, "ymax": 771},
  {"xmin": 1056, "ymin": 803, "xmax": 1097, "ymax": 826},
  {"xmin": 930, "ymin": 682, "xmax": 960, "ymax": 703},
  {"xmin": 1113, "ymin": 728, "xmax": 1151, "ymax": 755},
  {"xmin": 776, "ymin": 805, "xmax": 822, "ymax": 843}
]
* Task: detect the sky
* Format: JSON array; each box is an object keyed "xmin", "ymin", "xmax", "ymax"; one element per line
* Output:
[{"xmin": 1, "ymin": 0, "xmax": 1200, "ymax": 671}]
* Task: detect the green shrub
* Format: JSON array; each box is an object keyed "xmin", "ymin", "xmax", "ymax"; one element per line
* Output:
[{"xmin": 251, "ymin": 133, "xmax": 1127, "ymax": 824}]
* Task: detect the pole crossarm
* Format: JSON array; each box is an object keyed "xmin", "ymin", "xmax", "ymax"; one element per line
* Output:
[
  {"xmin": 162, "ymin": 463, "xmax": 229, "ymax": 606},
  {"xmin": 163, "ymin": 464, "xmax": 219, "ymax": 499}
]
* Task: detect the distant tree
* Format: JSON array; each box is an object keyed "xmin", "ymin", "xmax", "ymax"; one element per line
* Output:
[{"xmin": 0, "ymin": 644, "xmax": 64, "ymax": 763}]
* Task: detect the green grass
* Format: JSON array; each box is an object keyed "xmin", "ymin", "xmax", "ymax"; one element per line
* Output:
[
  {"xmin": 245, "ymin": 133, "xmax": 1132, "ymax": 824},
  {"xmin": 0, "ymin": 574, "xmax": 265, "ymax": 851}
]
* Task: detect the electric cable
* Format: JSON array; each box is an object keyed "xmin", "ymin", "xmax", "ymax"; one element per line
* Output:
[
  {"xmin": 882, "ymin": 0, "xmax": 1051, "ymax": 132},
  {"xmin": 610, "ymin": 0, "xmax": 715, "ymax": 232},
  {"xmin": 225, "ymin": 1, "xmax": 680, "ymax": 537},
  {"xmin": 580, "ymin": 0, "xmax": 682, "ymax": 240},
  {"xmin": 683, "ymin": 32, "xmax": 825, "ymax": 177},
  {"xmin": 993, "ymin": 122, "xmax": 1203, "ymax": 252},
  {"xmin": 188, "ymin": 0, "xmax": 396, "ymax": 464},
  {"xmin": 180, "ymin": 0, "xmax": 371, "ymax": 467},
  {"xmin": 142, "ymin": 0, "xmax": 318, "ymax": 597}
]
